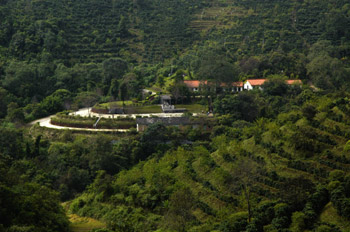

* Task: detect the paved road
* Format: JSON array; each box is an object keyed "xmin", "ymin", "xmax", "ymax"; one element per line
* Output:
[
  {"xmin": 72, "ymin": 107, "xmax": 187, "ymax": 118},
  {"xmin": 30, "ymin": 108, "xmax": 194, "ymax": 132}
]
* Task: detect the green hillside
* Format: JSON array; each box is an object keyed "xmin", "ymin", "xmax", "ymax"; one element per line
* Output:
[
  {"xmin": 1, "ymin": 0, "xmax": 350, "ymax": 231},
  {"xmin": 65, "ymin": 91, "xmax": 350, "ymax": 231},
  {"xmin": 1, "ymin": 0, "xmax": 349, "ymax": 65},
  {"xmin": 0, "ymin": 0, "xmax": 349, "ymax": 116}
]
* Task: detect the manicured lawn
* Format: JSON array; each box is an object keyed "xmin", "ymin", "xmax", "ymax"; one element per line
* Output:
[
  {"xmin": 175, "ymin": 104, "xmax": 207, "ymax": 113},
  {"xmin": 124, "ymin": 105, "xmax": 162, "ymax": 114},
  {"xmin": 100, "ymin": 100, "xmax": 133, "ymax": 107}
]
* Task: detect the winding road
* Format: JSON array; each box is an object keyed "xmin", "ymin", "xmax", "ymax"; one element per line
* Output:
[{"xmin": 30, "ymin": 108, "xmax": 189, "ymax": 132}]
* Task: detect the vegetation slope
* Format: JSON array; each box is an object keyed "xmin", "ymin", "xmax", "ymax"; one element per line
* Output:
[{"xmin": 0, "ymin": 0, "xmax": 350, "ymax": 231}]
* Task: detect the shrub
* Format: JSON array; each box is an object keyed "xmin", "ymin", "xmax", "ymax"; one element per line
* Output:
[{"xmin": 289, "ymin": 211, "xmax": 306, "ymax": 232}]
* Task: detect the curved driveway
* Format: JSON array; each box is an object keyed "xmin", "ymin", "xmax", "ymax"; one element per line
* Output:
[{"xmin": 30, "ymin": 108, "xmax": 193, "ymax": 132}]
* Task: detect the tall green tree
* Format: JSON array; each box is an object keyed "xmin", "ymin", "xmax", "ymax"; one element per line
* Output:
[{"xmin": 119, "ymin": 82, "xmax": 128, "ymax": 105}]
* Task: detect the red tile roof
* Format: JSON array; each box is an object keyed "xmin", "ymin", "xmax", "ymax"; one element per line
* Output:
[
  {"xmin": 286, "ymin": 79, "xmax": 302, "ymax": 85},
  {"xmin": 246, "ymin": 79, "xmax": 267, "ymax": 86},
  {"xmin": 184, "ymin": 79, "xmax": 301, "ymax": 89},
  {"xmin": 246, "ymin": 79, "xmax": 302, "ymax": 86},
  {"xmin": 220, "ymin": 82, "xmax": 244, "ymax": 87},
  {"xmin": 183, "ymin": 80, "xmax": 207, "ymax": 88},
  {"xmin": 184, "ymin": 80, "xmax": 243, "ymax": 88}
]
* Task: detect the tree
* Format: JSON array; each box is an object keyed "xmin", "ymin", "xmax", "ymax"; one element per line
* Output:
[
  {"xmin": 280, "ymin": 176, "xmax": 315, "ymax": 211},
  {"xmin": 109, "ymin": 79, "xmax": 119, "ymax": 100},
  {"xmin": 239, "ymin": 56, "xmax": 261, "ymax": 76},
  {"xmin": 163, "ymin": 187, "xmax": 195, "ymax": 231},
  {"xmin": 123, "ymin": 72, "xmax": 142, "ymax": 99},
  {"xmin": 3, "ymin": 61, "xmax": 39, "ymax": 99},
  {"xmin": 262, "ymin": 76, "xmax": 289, "ymax": 96},
  {"xmin": 119, "ymin": 82, "xmax": 128, "ymax": 105},
  {"xmin": 117, "ymin": 15, "xmax": 128, "ymax": 37},
  {"xmin": 157, "ymin": 74, "xmax": 165, "ymax": 88},
  {"xmin": 168, "ymin": 82, "xmax": 190, "ymax": 104},
  {"xmin": 306, "ymin": 40, "xmax": 348, "ymax": 90},
  {"xmin": 193, "ymin": 47, "xmax": 240, "ymax": 85},
  {"xmin": 75, "ymin": 92, "xmax": 100, "ymax": 114},
  {"xmin": 0, "ymin": 87, "xmax": 15, "ymax": 118},
  {"xmin": 213, "ymin": 91, "xmax": 260, "ymax": 122},
  {"xmin": 302, "ymin": 104, "xmax": 317, "ymax": 121},
  {"xmin": 307, "ymin": 54, "xmax": 347, "ymax": 90},
  {"xmin": 102, "ymin": 58, "xmax": 128, "ymax": 88},
  {"xmin": 40, "ymin": 89, "xmax": 73, "ymax": 114},
  {"xmin": 231, "ymin": 157, "xmax": 260, "ymax": 222},
  {"xmin": 6, "ymin": 102, "xmax": 24, "ymax": 124},
  {"xmin": 0, "ymin": 153, "xmax": 70, "ymax": 231}
]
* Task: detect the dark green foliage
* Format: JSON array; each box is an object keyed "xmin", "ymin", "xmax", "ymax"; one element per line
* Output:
[
  {"xmin": 162, "ymin": 187, "xmax": 196, "ymax": 231},
  {"xmin": 218, "ymin": 212, "xmax": 248, "ymax": 232},
  {"xmin": 0, "ymin": 152, "xmax": 69, "ymax": 231},
  {"xmin": 262, "ymin": 77, "xmax": 289, "ymax": 96},
  {"xmin": 302, "ymin": 104, "xmax": 317, "ymax": 120},
  {"xmin": 330, "ymin": 179, "xmax": 350, "ymax": 219},
  {"xmin": 1, "ymin": 0, "xmax": 350, "ymax": 231},
  {"xmin": 213, "ymin": 92, "xmax": 259, "ymax": 122}
]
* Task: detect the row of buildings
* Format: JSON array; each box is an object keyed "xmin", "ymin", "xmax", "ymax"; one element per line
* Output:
[{"xmin": 183, "ymin": 79, "xmax": 302, "ymax": 92}]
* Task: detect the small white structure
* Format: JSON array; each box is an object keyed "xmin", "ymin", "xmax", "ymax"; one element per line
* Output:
[
  {"xmin": 244, "ymin": 79, "xmax": 267, "ymax": 90},
  {"xmin": 244, "ymin": 79, "xmax": 302, "ymax": 90}
]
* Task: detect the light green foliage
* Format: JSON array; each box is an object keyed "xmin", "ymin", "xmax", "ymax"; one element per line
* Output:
[
  {"xmin": 1, "ymin": 1, "xmax": 350, "ymax": 231},
  {"xmin": 290, "ymin": 211, "xmax": 306, "ymax": 232},
  {"xmin": 329, "ymin": 170, "xmax": 345, "ymax": 182}
]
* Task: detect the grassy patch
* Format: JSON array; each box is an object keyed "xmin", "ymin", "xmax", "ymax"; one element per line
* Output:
[
  {"xmin": 319, "ymin": 202, "xmax": 350, "ymax": 231},
  {"xmin": 124, "ymin": 105, "xmax": 162, "ymax": 114},
  {"xmin": 176, "ymin": 104, "xmax": 207, "ymax": 113},
  {"xmin": 148, "ymin": 86, "xmax": 165, "ymax": 93},
  {"xmin": 99, "ymin": 100, "xmax": 133, "ymax": 107},
  {"xmin": 69, "ymin": 214, "xmax": 106, "ymax": 232}
]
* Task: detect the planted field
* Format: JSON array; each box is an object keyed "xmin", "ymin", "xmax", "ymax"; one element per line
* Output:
[{"xmin": 189, "ymin": 5, "xmax": 246, "ymax": 32}]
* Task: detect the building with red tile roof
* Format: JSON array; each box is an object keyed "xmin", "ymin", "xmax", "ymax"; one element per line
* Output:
[
  {"xmin": 184, "ymin": 79, "xmax": 302, "ymax": 92},
  {"xmin": 183, "ymin": 80, "xmax": 208, "ymax": 91},
  {"xmin": 244, "ymin": 79, "xmax": 302, "ymax": 90},
  {"xmin": 286, "ymin": 79, "xmax": 302, "ymax": 85},
  {"xmin": 184, "ymin": 80, "xmax": 244, "ymax": 92},
  {"xmin": 244, "ymin": 79, "xmax": 267, "ymax": 90}
]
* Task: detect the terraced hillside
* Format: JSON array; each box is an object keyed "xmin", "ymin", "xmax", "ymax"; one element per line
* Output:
[
  {"xmin": 189, "ymin": 1, "xmax": 247, "ymax": 33},
  {"xmin": 1, "ymin": 0, "xmax": 349, "ymax": 65},
  {"xmin": 0, "ymin": 0, "xmax": 209, "ymax": 64},
  {"xmin": 69, "ymin": 93, "xmax": 350, "ymax": 231}
]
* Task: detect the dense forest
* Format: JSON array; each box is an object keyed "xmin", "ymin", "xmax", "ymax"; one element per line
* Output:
[{"xmin": 1, "ymin": 0, "xmax": 350, "ymax": 231}]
